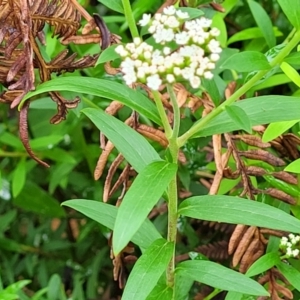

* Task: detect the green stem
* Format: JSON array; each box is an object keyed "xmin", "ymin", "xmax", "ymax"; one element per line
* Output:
[
  {"xmin": 152, "ymin": 90, "xmax": 173, "ymax": 138},
  {"xmin": 121, "ymin": 0, "xmax": 139, "ymax": 38},
  {"xmin": 178, "ymin": 29, "xmax": 300, "ymax": 147},
  {"xmin": 167, "ymin": 84, "xmax": 180, "ymax": 140},
  {"xmin": 203, "ymin": 288, "xmax": 221, "ymax": 300}
]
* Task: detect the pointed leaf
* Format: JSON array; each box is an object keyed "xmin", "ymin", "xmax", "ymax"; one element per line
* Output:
[
  {"xmin": 22, "ymin": 77, "xmax": 161, "ymax": 125},
  {"xmin": 62, "ymin": 200, "xmax": 161, "ymax": 250},
  {"xmin": 280, "ymin": 61, "xmax": 300, "ymax": 87},
  {"xmin": 113, "ymin": 161, "xmax": 177, "ymax": 254},
  {"xmin": 122, "ymin": 239, "xmax": 173, "ymax": 300},
  {"xmin": 96, "ymin": 44, "xmax": 119, "ymax": 65},
  {"xmin": 225, "ymin": 105, "xmax": 252, "ymax": 133},
  {"xmin": 221, "ymin": 51, "xmax": 270, "ymax": 72},
  {"xmin": 178, "ymin": 195, "xmax": 300, "ymax": 232},
  {"xmin": 193, "ymin": 96, "xmax": 300, "ymax": 137},
  {"xmin": 12, "ymin": 158, "xmax": 26, "ymax": 198},
  {"xmin": 248, "ymin": 0, "xmax": 276, "ymax": 48},
  {"xmin": 276, "ymin": 261, "xmax": 300, "ymax": 291},
  {"xmin": 262, "ymin": 120, "xmax": 299, "ymax": 142},
  {"xmin": 277, "ymin": 0, "xmax": 300, "ymax": 29},
  {"xmin": 246, "ymin": 252, "xmax": 280, "ymax": 277},
  {"xmin": 285, "ymin": 158, "xmax": 300, "ymax": 173},
  {"xmin": 82, "ymin": 108, "xmax": 161, "ymax": 173},
  {"xmin": 176, "ymin": 260, "xmax": 268, "ymax": 296}
]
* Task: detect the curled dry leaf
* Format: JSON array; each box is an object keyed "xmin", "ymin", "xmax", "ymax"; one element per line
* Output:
[
  {"xmin": 228, "ymin": 224, "xmax": 248, "ymax": 255},
  {"xmin": 137, "ymin": 124, "xmax": 168, "ymax": 147},
  {"xmin": 232, "ymin": 134, "xmax": 271, "ymax": 148}
]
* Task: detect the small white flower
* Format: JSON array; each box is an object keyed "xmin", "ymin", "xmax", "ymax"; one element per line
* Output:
[
  {"xmin": 165, "ymin": 16, "xmax": 180, "ymax": 28},
  {"xmin": 181, "ymin": 67, "xmax": 194, "ymax": 80},
  {"xmin": 197, "ymin": 17, "xmax": 212, "ymax": 28},
  {"xmin": 176, "ymin": 10, "xmax": 189, "ymax": 20},
  {"xmin": 210, "ymin": 27, "xmax": 220, "ymax": 37},
  {"xmin": 280, "ymin": 236, "xmax": 288, "ymax": 246},
  {"xmin": 292, "ymin": 249, "xmax": 299, "ymax": 257},
  {"xmin": 289, "ymin": 233, "xmax": 295, "ymax": 240},
  {"xmin": 207, "ymin": 62, "xmax": 215, "ymax": 70},
  {"xmin": 210, "ymin": 53, "xmax": 220, "ymax": 62},
  {"xmin": 158, "ymin": 65, "xmax": 166, "ymax": 73},
  {"xmin": 287, "ymin": 242, "xmax": 292, "ymax": 248},
  {"xmin": 139, "ymin": 14, "xmax": 151, "ymax": 27},
  {"xmin": 147, "ymin": 74, "xmax": 162, "ymax": 90},
  {"xmin": 163, "ymin": 47, "xmax": 171, "ymax": 55},
  {"xmin": 173, "ymin": 67, "xmax": 181, "ymax": 76},
  {"xmin": 154, "ymin": 13, "xmax": 162, "ymax": 21},
  {"xmin": 163, "ymin": 6, "xmax": 176, "ymax": 16},
  {"xmin": 286, "ymin": 247, "xmax": 292, "ymax": 257},
  {"xmin": 166, "ymin": 74, "xmax": 175, "ymax": 83},
  {"xmin": 144, "ymin": 51, "xmax": 152, "ymax": 59},
  {"xmin": 296, "ymin": 236, "xmax": 300, "ymax": 242},
  {"xmin": 175, "ymin": 31, "xmax": 190, "ymax": 45},
  {"xmin": 124, "ymin": 73, "xmax": 137, "ymax": 85},
  {"xmin": 204, "ymin": 71, "xmax": 213, "ymax": 79},
  {"xmin": 137, "ymin": 69, "xmax": 145, "ymax": 79},
  {"xmin": 190, "ymin": 76, "xmax": 201, "ymax": 88}
]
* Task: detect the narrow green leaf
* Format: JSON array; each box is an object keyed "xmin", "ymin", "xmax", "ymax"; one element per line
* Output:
[
  {"xmin": 285, "ymin": 158, "xmax": 300, "ymax": 173},
  {"xmin": 82, "ymin": 108, "xmax": 161, "ymax": 174},
  {"xmin": 227, "ymin": 27, "xmax": 282, "ymax": 45},
  {"xmin": 221, "ymin": 51, "xmax": 270, "ymax": 72},
  {"xmin": 248, "ymin": 0, "xmax": 276, "ymax": 48},
  {"xmin": 176, "ymin": 260, "xmax": 268, "ymax": 296},
  {"xmin": 5, "ymin": 280, "xmax": 31, "ymax": 294},
  {"xmin": 276, "ymin": 261, "xmax": 300, "ymax": 291},
  {"xmin": 14, "ymin": 181, "xmax": 65, "ymax": 218},
  {"xmin": 22, "ymin": 77, "xmax": 161, "ymax": 125},
  {"xmin": 122, "ymin": 239, "xmax": 173, "ymax": 300},
  {"xmin": 193, "ymin": 96, "xmax": 300, "ymax": 137},
  {"xmin": 97, "ymin": 0, "xmax": 124, "ymax": 13},
  {"xmin": 47, "ymin": 274, "xmax": 61, "ymax": 300},
  {"xmin": 277, "ymin": 0, "xmax": 300, "ymax": 29},
  {"xmin": 280, "ymin": 62, "xmax": 300, "ymax": 87},
  {"xmin": 262, "ymin": 120, "xmax": 299, "ymax": 142},
  {"xmin": 113, "ymin": 161, "xmax": 177, "ymax": 254},
  {"xmin": 96, "ymin": 44, "xmax": 119, "ymax": 65},
  {"xmin": 178, "ymin": 195, "xmax": 300, "ymax": 232},
  {"xmin": 225, "ymin": 291, "xmax": 243, "ymax": 300},
  {"xmin": 246, "ymin": 252, "xmax": 280, "ymax": 277},
  {"xmin": 12, "ymin": 158, "xmax": 26, "ymax": 198},
  {"xmin": 225, "ymin": 105, "xmax": 252, "ymax": 133},
  {"xmin": 62, "ymin": 200, "xmax": 162, "ymax": 250}
]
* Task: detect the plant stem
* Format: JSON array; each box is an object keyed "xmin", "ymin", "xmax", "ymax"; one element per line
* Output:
[
  {"xmin": 121, "ymin": 0, "xmax": 139, "ymax": 38},
  {"xmin": 178, "ymin": 29, "xmax": 300, "ymax": 147},
  {"xmin": 203, "ymin": 288, "xmax": 221, "ymax": 300},
  {"xmin": 167, "ymin": 84, "xmax": 180, "ymax": 140},
  {"xmin": 152, "ymin": 90, "xmax": 173, "ymax": 138}
]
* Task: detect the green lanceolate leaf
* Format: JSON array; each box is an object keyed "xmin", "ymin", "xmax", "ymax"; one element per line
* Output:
[
  {"xmin": 178, "ymin": 195, "xmax": 300, "ymax": 233},
  {"xmin": 176, "ymin": 260, "xmax": 268, "ymax": 296},
  {"xmin": 221, "ymin": 51, "xmax": 270, "ymax": 72},
  {"xmin": 122, "ymin": 239, "xmax": 173, "ymax": 300},
  {"xmin": 96, "ymin": 44, "xmax": 119, "ymax": 65},
  {"xmin": 285, "ymin": 159, "xmax": 300, "ymax": 173},
  {"xmin": 248, "ymin": 0, "xmax": 276, "ymax": 48},
  {"xmin": 277, "ymin": 0, "xmax": 300, "ymax": 30},
  {"xmin": 12, "ymin": 158, "xmax": 26, "ymax": 198},
  {"xmin": 62, "ymin": 200, "xmax": 161, "ymax": 250},
  {"xmin": 193, "ymin": 96, "xmax": 300, "ymax": 137},
  {"xmin": 113, "ymin": 161, "xmax": 177, "ymax": 255},
  {"xmin": 276, "ymin": 261, "xmax": 300, "ymax": 291},
  {"xmin": 262, "ymin": 120, "xmax": 300, "ymax": 142},
  {"xmin": 280, "ymin": 61, "xmax": 300, "ymax": 87},
  {"xmin": 225, "ymin": 105, "xmax": 252, "ymax": 133},
  {"xmin": 82, "ymin": 108, "xmax": 161, "ymax": 174},
  {"xmin": 246, "ymin": 252, "xmax": 281, "ymax": 277},
  {"xmin": 22, "ymin": 77, "xmax": 161, "ymax": 125}
]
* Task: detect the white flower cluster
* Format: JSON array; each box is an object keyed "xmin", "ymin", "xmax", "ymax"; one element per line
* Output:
[
  {"xmin": 115, "ymin": 6, "xmax": 221, "ymax": 90},
  {"xmin": 280, "ymin": 234, "xmax": 300, "ymax": 258}
]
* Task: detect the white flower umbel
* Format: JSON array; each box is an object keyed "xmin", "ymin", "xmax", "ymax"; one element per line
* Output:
[
  {"xmin": 280, "ymin": 234, "xmax": 300, "ymax": 258},
  {"xmin": 116, "ymin": 5, "xmax": 222, "ymax": 90}
]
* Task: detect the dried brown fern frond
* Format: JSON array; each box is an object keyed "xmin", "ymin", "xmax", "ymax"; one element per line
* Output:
[{"xmin": 0, "ymin": 0, "xmax": 113, "ymax": 166}]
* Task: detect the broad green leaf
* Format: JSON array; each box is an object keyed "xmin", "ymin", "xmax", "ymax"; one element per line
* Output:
[
  {"xmin": 193, "ymin": 96, "xmax": 300, "ymax": 137},
  {"xmin": 62, "ymin": 200, "xmax": 162, "ymax": 250},
  {"xmin": 225, "ymin": 105, "xmax": 252, "ymax": 133},
  {"xmin": 280, "ymin": 61, "xmax": 300, "ymax": 87},
  {"xmin": 174, "ymin": 274, "xmax": 194, "ymax": 300},
  {"xmin": 12, "ymin": 158, "xmax": 26, "ymax": 198},
  {"xmin": 122, "ymin": 239, "xmax": 173, "ymax": 300},
  {"xmin": 285, "ymin": 159, "xmax": 300, "ymax": 173},
  {"xmin": 248, "ymin": 0, "xmax": 276, "ymax": 48},
  {"xmin": 82, "ymin": 108, "xmax": 161, "ymax": 174},
  {"xmin": 246, "ymin": 252, "xmax": 280, "ymax": 277},
  {"xmin": 178, "ymin": 195, "xmax": 300, "ymax": 232},
  {"xmin": 14, "ymin": 181, "xmax": 65, "ymax": 218},
  {"xmin": 97, "ymin": 0, "xmax": 124, "ymax": 13},
  {"xmin": 96, "ymin": 44, "xmax": 119, "ymax": 65},
  {"xmin": 276, "ymin": 261, "xmax": 300, "ymax": 291},
  {"xmin": 47, "ymin": 274, "xmax": 61, "ymax": 300},
  {"xmin": 227, "ymin": 27, "xmax": 282, "ymax": 45},
  {"xmin": 176, "ymin": 260, "xmax": 268, "ymax": 296},
  {"xmin": 277, "ymin": 0, "xmax": 300, "ymax": 29},
  {"xmin": 113, "ymin": 161, "xmax": 177, "ymax": 254},
  {"xmin": 262, "ymin": 120, "xmax": 299, "ymax": 142},
  {"xmin": 146, "ymin": 284, "xmax": 172, "ymax": 300},
  {"xmin": 221, "ymin": 51, "xmax": 270, "ymax": 72},
  {"xmin": 5, "ymin": 280, "xmax": 31, "ymax": 294},
  {"xmin": 22, "ymin": 77, "xmax": 161, "ymax": 126}
]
